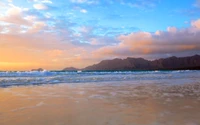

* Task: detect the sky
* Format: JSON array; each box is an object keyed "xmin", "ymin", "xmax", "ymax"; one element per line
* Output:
[{"xmin": 0, "ymin": 0, "xmax": 200, "ymax": 71}]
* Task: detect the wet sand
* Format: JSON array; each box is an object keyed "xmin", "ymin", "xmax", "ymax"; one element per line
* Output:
[{"xmin": 1, "ymin": 82, "xmax": 200, "ymax": 125}]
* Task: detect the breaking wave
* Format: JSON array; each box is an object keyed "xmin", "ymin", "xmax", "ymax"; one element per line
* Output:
[{"xmin": 0, "ymin": 70, "xmax": 199, "ymax": 87}]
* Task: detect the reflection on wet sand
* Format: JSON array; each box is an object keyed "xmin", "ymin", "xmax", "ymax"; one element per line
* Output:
[{"xmin": 0, "ymin": 82, "xmax": 200, "ymax": 125}]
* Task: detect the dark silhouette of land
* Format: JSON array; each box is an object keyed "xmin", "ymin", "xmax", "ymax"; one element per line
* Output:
[
  {"xmin": 81, "ymin": 55, "xmax": 200, "ymax": 71},
  {"xmin": 63, "ymin": 67, "xmax": 79, "ymax": 71},
  {"xmin": 31, "ymin": 68, "xmax": 44, "ymax": 71},
  {"xmin": 62, "ymin": 55, "xmax": 200, "ymax": 71}
]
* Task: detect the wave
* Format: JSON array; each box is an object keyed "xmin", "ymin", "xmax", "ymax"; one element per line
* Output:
[{"xmin": 0, "ymin": 70, "xmax": 199, "ymax": 87}]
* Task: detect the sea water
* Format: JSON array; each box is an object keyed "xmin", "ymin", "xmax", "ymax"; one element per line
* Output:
[
  {"xmin": 0, "ymin": 70, "xmax": 200, "ymax": 125},
  {"xmin": 0, "ymin": 70, "xmax": 200, "ymax": 87}
]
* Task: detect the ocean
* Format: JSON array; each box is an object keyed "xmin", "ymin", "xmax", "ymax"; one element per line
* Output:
[
  {"xmin": 0, "ymin": 70, "xmax": 200, "ymax": 125},
  {"xmin": 0, "ymin": 70, "xmax": 200, "ymax": 87}
]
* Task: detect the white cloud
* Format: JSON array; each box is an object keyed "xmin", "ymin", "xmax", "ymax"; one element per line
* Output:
[
  {"xmin": 33, "ymin": 4, "xmax": 48, "ymax": 10},
  {"xmin": 0, "ymin": 4, "xmax": 31, "ymax": 26},
  {"xmin": 0, "ymin": 3, "xmax": 47, "ymax": 34},
  {"xmin": 27, "ymin": 0, "xmax": 38, "ymax": 2},
  {"xmin": 7, "ymin": 4, "xmax": 22, "ymax": 16},
  {"xmin": 7, "ymin": 0, "xmax": 12, "ymax": 3},
  {"xmin": 71, "ymin": 0, "xmax": 88, "ymax": 3},
  {"xmin": 44, "ymin": 12, "xmax": 52, "ymax": 18},
  {"xmin": 28, "ymin": 21, "xmax": 46, "ymax": 33},
  {"xmin": 167, "ymin": 27, "xmax": 177, "ymax": 33},
  {"xmin": 42, "ymin": 0, "xmax": 52, "ymax": 4},
  {"xmin": 80, "ymin": 9, "xmax": 87, "ymax": 13},
  {"xmin": 70, "ymin": 0, "xmax": 98, "ymax": 4}
]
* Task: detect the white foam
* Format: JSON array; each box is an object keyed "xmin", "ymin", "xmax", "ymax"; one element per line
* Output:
[{"xmin": 0, "ymin": 70, "xmax": 200, "ymax": 87}]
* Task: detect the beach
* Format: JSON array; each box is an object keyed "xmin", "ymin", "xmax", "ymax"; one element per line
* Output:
[
  {"xmin": 1, "ymin": 0, "xmax": 200, "ymax": 124},
  {"xmin": 1, "ymin": 78, "xmax": 200, "ymax": 125}
]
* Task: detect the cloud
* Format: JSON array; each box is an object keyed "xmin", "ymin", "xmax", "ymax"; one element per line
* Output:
[
  {"xmin": 78, "ymin": 26, "xmax": 92, "ymax": 33},
  {"xmin": 7, "ymin": 0, "xmax": 12, "ymax": 3},
  {"xmin": 80, "ymin": 9, "xmax": 87, "ymax": 13},
  {"xmin": 33, "ymin": 4, "xmax": 48, "ymax": 10},
  {"xmin": 70, "ymin": 0, "xmax": 98, "ymax": 4},
  {"xmin": 41, "ymin": 0, "xmax": 53, "ymax": 4},
  {"xmin": 0, "ymin": 4, "xmax": 31, "ymax": 26},
  {"xmin": 28, "ymin": 21, "xmax": 46, "ymax": 33},
  {"xmin": 167, "ymin": 27, "xmax": 177, "ymax": 33},
  {"xmin": 0, "ymin": 3, "xmax": 52, "ymax": 34},
  {"xmin": 117, "ymin": 0, "xmax": 159, "ymax": 9},
  {"xmin": 71, "ymin": 0, "xmax": 87, "ymax": 3},
  {"xmin": 94, "ymin": 19, "xmax": 200, "ymax": 59},
  {"xmin": 69, "ymin": 0, "xmax": 159, "ymax": 9},
  {"xmin": 1, "ymin": 0, "xmax": 200, "ymax": 70},
  {"xmin": 191, "ymin": 19, "xmax": 200, "ymax": 28}
]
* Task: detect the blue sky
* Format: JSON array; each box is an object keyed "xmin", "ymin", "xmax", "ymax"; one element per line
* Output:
[
  {"xmin": 0, "ymin": 0, "xmax": 200, "ymax": 70},
  {"xmin": 4, "ymin": 0, "xmax": 199, "ymax": 33}
]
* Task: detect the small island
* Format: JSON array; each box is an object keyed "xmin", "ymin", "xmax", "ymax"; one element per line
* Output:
[{"xmin": 31, "ymin": 68, "xmax": 44, "ymax": 71}]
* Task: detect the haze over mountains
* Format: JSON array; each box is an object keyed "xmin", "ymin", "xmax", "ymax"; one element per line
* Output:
[{"xmin": 63, "ymin": 55, "xmax": 200, "ymax": 71}]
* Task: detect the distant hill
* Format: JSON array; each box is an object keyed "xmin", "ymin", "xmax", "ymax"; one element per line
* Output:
[
  {"xmin": 62, "ymin": 67, "xmax": 79, "ymax": 71},
  {"xmin": 83, "ymin": 55, "xmax": 200, "ymax": 70}
]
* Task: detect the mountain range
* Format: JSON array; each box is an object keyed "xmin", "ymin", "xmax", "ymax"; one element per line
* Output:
[{"xmin": 63, "ymin": 55, "xmax": 200, "ymax": 71}]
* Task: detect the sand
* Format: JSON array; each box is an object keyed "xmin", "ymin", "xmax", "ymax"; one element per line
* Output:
[{"xmin": 0, "ymin": 82, "xmax": 200, "ymax": 125}]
